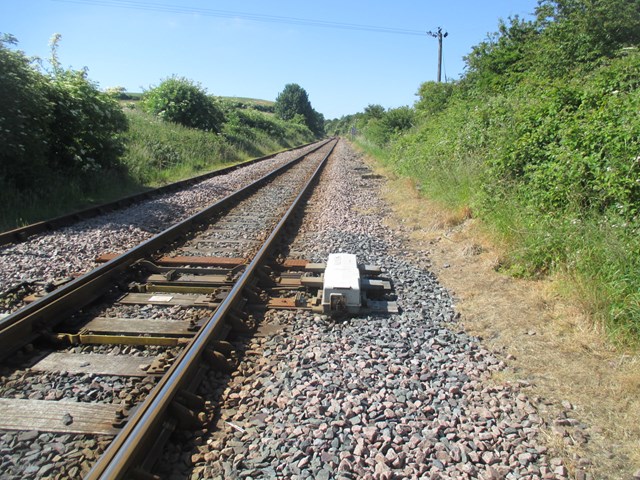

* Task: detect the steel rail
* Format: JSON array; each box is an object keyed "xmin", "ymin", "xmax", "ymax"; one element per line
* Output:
[
  {"xmin": 0, "ymin": 138, "xmax": 333, "ymax": 361},
  {"xmin": 0, "ymin": 140, "xmax": 320, "ymax": 246},
  {"xmin": 86, "ymin": 138, "xmax": 337, "ymax": 479}
]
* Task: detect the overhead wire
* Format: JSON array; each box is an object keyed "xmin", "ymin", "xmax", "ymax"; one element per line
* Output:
[{"xmin": 51, "ymin": 0, "xmax": 426, "ymax": 36}]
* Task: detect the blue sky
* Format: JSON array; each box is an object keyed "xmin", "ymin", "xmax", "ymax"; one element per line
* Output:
[{"xmin": 2, "ymin": 0, "xmax": 538, "ymax": 119}]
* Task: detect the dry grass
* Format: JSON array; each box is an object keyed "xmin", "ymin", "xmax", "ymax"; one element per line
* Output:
[{"xmin": 361, "ymin": 147, "xmax": 640, "ymax": 479}]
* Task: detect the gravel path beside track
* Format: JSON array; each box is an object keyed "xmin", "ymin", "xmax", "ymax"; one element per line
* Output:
[
  {"xmin": 0, "ymin": 143, "xmax": 320, "ymax": 313},
  {"xmin": 154, "ymin": 140, "xmax": 569, "ymax": 479}
]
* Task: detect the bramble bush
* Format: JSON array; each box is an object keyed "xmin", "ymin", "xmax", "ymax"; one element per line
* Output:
[{"xmin": 0, "ymin": 34, "xmax": 52, "ymax": 189}]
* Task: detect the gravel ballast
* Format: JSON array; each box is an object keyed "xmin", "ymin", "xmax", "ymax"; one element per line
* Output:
[{"xmin": 154, "ymin": 140, "xmax": 572, "ymax": 480}]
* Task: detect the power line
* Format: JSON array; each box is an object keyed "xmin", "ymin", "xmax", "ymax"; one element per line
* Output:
[{"xmin": 51, "ymin": 0, "xmax": 426, "ymax": 36}]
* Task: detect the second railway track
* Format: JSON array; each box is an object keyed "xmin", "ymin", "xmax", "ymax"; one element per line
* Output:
[{"xmin": 0, "ymin": 138, "xmax": 337, "ymax": 479}]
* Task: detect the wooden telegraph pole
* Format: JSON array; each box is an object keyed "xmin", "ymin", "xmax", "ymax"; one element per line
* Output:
[{"xmin": 427, "ymin": 27, "xmax": 448, "ymax": 82}]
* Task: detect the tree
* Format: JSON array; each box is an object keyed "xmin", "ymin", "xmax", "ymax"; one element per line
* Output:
[
  {"xmin": 363, "ymin": 104, "xmax": 385, "ymax": 120},
  {"xmin": 275, "ymin": 84, "xmax": 312, "ymax": 121},
  {"xmin": 142, "ymin": 76, "xmax": 224, "ymax": 132},
  {"xmin": 275, "ymin": 83, "xmax": 324, "ymax": 136}
]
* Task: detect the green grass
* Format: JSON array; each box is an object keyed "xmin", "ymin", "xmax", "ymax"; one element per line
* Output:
[
  {"xmin": 0, "ymin": 169, "xmax": 143, "ymax": 229},
  {"xmin": 222, "ymin": 96, "xmax": 275, "ymax": 107},
  {"xmin": 122, "ymin": 107, "xmax": 237, "ymax": 185}
]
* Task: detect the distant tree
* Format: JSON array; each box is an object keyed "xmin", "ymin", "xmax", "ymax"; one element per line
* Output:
[
  {"xmin": 104, "ymin": 86, "xmax": 130, "ymax": 99},
  {"xmin": 363, "ymin": 104, "xmax": 385, "ymax": 120},
  {"xmin": 142, "ymin": 76, "xmax": 224, "ymax": 132},
  {"xmin": 275, "ymin": 84, "xmax": 312, "ymax": 121},
  {"xmin": 310, "ymin": 109, "xmax": 325, "ymax": 136},
  {"xmin": 275, "ymin": 83, "xmax": 324, "ymax": 136}
]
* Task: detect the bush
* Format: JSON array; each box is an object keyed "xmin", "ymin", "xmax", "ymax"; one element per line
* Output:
[
  {"xmin": 0, "ymin": 34, "xmax": 52, "ymax": 188},
  {"xmin": 142, "ymin": 76, "xmax": 224, "ymax": 132},
  {"xmin": 366, "ymin": 1, "xmax": 640, "ymax": 343},
  {"xmin": 0, "ymin": 33, "xmax": 128, "ymax": 187},
  {"xmin": 415, "ymin": 81, "xmax": 455, "ymax": 116},
  {"xmin": 47, "ymin": 68, "xmax": 128, "ymax": 174}
]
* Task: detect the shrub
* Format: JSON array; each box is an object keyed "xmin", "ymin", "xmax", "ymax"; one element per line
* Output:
[
  {"xmin": 142, "ymin": 76, "xmax": 224, "ymax": 132},
  {"xmin": 0, "ymin": 33, "xmax": 128, "ymax": 187},
  {"xmin": 415, "ymin": 81, "xmax": 455, "ymax": 115},
  {"xmin": 0, "ymin": 34, "xmax": 53, "ymax": 188},
  {"xmin": 47, "ymin": 68, "xmax": 128, "ymax": 174}
]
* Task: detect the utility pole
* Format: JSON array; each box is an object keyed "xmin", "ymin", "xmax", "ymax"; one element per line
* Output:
[{"xmin": 427, "ymin": 27, "xmax": 448, "ymax": 82}]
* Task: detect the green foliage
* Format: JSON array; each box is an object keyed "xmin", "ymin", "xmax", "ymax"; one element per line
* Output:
[
  {"xmin": 275, "ymin": 83, "xmax": 310, "ymax": 121},
  {"xmin": 0, "ymin": 34, "xmax": 52, "ymax": 188},
  {"xmin": 0, "ymin": 35, "xmax": 315, "ymax": 230},
  {"xmin": 415, "ymin": 81, "xmax": 455, "ymax": 115},
  {"xmin": 0, "ymin": 33, "xmax": 127, "ymax": 189},
  {"xmin": 274, "ymin": 83, "xmax": 324, "ymax": 136},
  {"xmin": 324, "ymin": 113, "xmax": 360, "ymax": 136},
  {"xmin": 47, "ymin": 68, "xmax": 128, "ymax": 173},
  {"xmin": 362, "ymin": 106, "xmax": 415, "ymax": 146},
  {"xmin": 347, "ymin": 0, "xmax": 640, "ymax": 343},
  {"xmin": 141, "ymin": 76, "xmax": 224, "ymax": 132},
  {"xmin": 463, "ymin": 16, "xmax": 538, "ymax": 91},
  {"xmin": 221, "ymin": 107, "xmax": 313, "ymax": 157},
  {"xmin": 534, "ymin": 0, "xmax": 640, "ymax": 75},
  {"xmin": 222, "ymin": 97, "xmax": 275, "ymax": 113},
  {"xmin": 121, "ymin": 108, "xmax": 231, "ymax": 184},
  {"xmin": 363, "ymin": 104, "xmax": 385, "ymax": 120}
]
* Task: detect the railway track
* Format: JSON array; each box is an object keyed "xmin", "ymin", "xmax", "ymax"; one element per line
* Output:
[
  {"xmin": 0, "ymin": 139, "xmax": 338, "ymax": 479},
  {"xmin": 0, "ymin": 138, "xmax": 565, "ymax": 479},
  {"xmin": 0, "ymin": 141, "xmax": 325, "ymax": 317}
]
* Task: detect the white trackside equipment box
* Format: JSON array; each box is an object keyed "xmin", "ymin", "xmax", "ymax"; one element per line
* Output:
[{"xmin": 321, "ymin": 253, "xmax": 362, "ymax": 313}]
